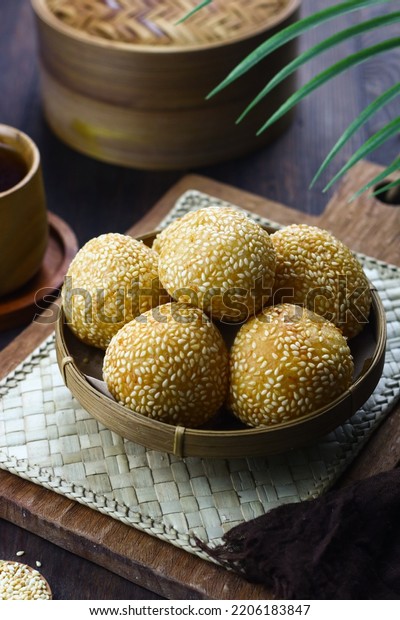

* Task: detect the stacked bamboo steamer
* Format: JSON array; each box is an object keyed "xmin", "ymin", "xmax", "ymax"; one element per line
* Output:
[{"xmin": 31, "ymin": 0, "xmax": 300, "ymax": 169}]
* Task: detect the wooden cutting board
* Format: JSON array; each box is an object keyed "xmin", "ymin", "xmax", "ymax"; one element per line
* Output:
[{"xmin": 0, "ymin": 161, "xmax": 399, "ymax": 600}]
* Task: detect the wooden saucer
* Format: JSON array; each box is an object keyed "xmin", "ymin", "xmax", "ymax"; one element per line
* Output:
[{"xmin": 0, "ymin": 212, "xmax": 78, "ymax": 331}]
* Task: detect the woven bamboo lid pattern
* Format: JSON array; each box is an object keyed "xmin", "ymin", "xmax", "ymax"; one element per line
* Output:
[{"xmin": 46, "ymin": 0, "xmax": 292, "ymax": 46}]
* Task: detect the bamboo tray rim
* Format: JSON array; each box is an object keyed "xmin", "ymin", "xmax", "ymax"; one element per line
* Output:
[
  {"xmin": 54, "ymin": 225, "xmax": 387, "ymax": 458},
  {"xmin": 31, "ymin": 0, "xmax": 300, "ymax": 55}
]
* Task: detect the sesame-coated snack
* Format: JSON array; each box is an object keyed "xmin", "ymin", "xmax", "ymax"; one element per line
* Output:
[
  {"xmin": 156, "ymin": 207, "xmax": 276, "ymax": 322},
  {"xmin": 229, "ymin": 304, "xmax": 354, "ymax": 427},
  {"xmin": 103, "ymin": 302, "xmax": 229, "ymax": 427},
  {"xmin": 270, "ymin": 224, "xmax": 372, "ymax": 339},
  {"xmin": 152, "ymin": 216, "xmax": 183, "ymax": 255},
  {"xmin": 62, "ymin": 233, "xmax": 167, "ymax": 350}
]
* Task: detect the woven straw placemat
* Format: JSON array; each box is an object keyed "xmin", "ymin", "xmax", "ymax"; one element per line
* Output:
[{"xmin": 1, "ymin": 191, "xmax": 400, "ymax": 561}]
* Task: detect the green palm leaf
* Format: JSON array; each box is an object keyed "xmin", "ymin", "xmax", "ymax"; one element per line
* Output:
[
  {"xmin": 185, "ymin": 0, "xmax": 400, "ymax": 196},
  {"xmin": 311, "ymin": 83, "xmax": 400, "ymax": 188},
  {"xmin": 256, "ymin": 38, "xmax": 400, "ymax": 135},
  {"xmin": 372, "ymin": 177, "xmax": 400, "ymax": 199},
  {"xmin": 322, "ymin": 117, "xmax": 400, "ymax": 191},
  {"xmin": 352, "ymin": 156, "xmax": 400, "ymax": 199},
  {"xmin": 176, "ymin": 0, "xmax": 212, "ymax": 25},
  {"xmin": 236, "ymin": 12, "xmax": 400, "ymax": 124},
  {"xmin": 207, "ymin": 0, "xmax": 395, "ymax": 99}
]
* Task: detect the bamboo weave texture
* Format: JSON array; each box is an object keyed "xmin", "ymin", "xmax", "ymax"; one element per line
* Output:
[{"xmin": 46, "ymin": 0, "xmax": 291, "ymax": 46}]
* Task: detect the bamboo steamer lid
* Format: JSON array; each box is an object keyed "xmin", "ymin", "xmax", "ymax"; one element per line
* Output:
[{"xmin": 46, "ymin": 0, "xmax": 293, "ymax": 47}]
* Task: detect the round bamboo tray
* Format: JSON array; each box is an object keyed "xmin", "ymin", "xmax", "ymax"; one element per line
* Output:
[
  {"xmin": 31, "ymin": 0, "xmax": 300, "ymax": 170},
  {"xmin": 55, "ymin": 229, "xmax": 387, "ymax": 459}
]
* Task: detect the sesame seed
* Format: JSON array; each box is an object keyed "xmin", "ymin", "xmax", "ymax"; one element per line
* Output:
[
  {"xmin": 229, "ymin": 303, "xmax": 354, "ymax": 427},
  {"xmin": 0, "ymin": 561, "xmax": 51, "ymax": 600},
  {"xmin": 103, "ymin": 302, "xmax": 229, "ymax": 427},
  {"xmin": 157, "ymin": 207, "xmax": 276, "ymax": 322},
  {"xmin": 61, "ymin": 233, "xmax": 168, "ymax": 350},
  {"xmin": 270, "ymin": 224, "xmax": 372, "ymax": 339}
]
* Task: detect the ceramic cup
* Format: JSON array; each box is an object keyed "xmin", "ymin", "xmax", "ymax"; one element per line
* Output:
[{"xmin": 0, "ymin": 124, "xmax": 48, "ymax": 297}]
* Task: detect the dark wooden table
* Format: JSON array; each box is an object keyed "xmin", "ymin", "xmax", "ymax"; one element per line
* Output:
[{"xmin": 0, "ymin": 0, "xmax": 399, "ymax": 600}]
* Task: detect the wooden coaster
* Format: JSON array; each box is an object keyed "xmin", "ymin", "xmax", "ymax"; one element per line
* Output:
[{"xmin": 0, "ymin": 212, "xmax": 78, "ymax": 331}]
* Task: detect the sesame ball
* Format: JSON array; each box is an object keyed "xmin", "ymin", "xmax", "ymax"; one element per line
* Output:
[
  {"xmin": 270, "ymin": 224, "xmax": 372, "ymax": 339},
  {"xmin": 62, "ymin": 233, "xmax": 167, "ymax": 350},
  {"xmin": 156, "ymin": 207, "xmax": 276, "ymax": 322},
  {"xmin": 152, "ymin": 216, "xmax": 183, "ymax": 255},
  {"xmin": 229, "ymin": 303, "xmax": 354, "ymax": 427},
  {"xmin": 103, "ymin": 302, "xmax": 229, "ymax": 427}
]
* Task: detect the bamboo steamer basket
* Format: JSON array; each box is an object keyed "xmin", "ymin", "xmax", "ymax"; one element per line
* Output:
[
  {"xmin": 55, "ymin": 228, "xmax": 387, "ymax": 459},
  {"xmin": 31, "ymin": 0, "xmax": 300, "ymax": 170}
]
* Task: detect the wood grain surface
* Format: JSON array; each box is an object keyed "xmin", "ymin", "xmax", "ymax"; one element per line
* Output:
[
  {"xmin": 0, "ymin": 163, "xmax": 399, "ymax": 600},
  {"xmin": 1, "ymin": 0, "xmax": 400, "ymax": 601}
]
